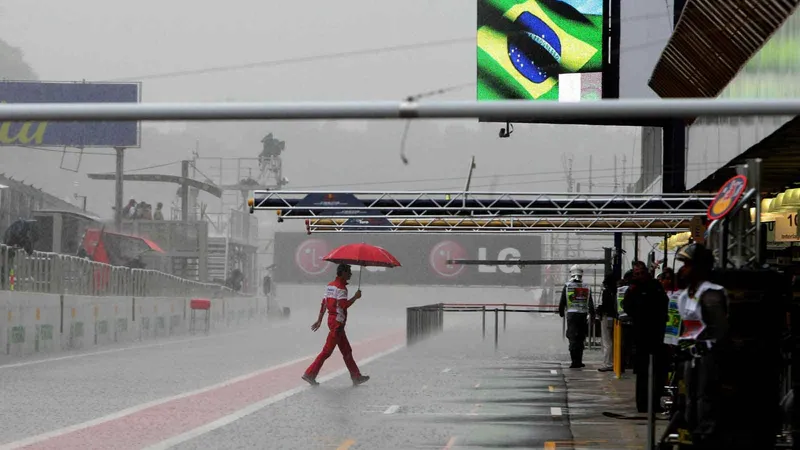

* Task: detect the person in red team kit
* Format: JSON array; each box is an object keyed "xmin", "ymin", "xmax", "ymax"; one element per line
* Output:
[{"xmin": 302, "ymin": 264, "xmax": 370, "ymax": 387}]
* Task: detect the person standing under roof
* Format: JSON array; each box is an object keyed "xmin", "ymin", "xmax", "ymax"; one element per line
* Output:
[
  {"xmin": 302, "ymin": 263, "xmax": 370, "ymax": 387},
  {"xmin": 559, "ymin": 265, "xmax": 595, "ymax": 369},
  {"xmin": 597, "ymin": 272, "xmax": 618, "ymax": 372},
  {"xmin": 623, "ymin": 260, "xmax": 670, "ymax": 413}
]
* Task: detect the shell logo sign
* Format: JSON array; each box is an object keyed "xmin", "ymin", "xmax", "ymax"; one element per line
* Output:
[{"xmin": 707, "ymin": 175, "xmax": 748, "ymax": 221}]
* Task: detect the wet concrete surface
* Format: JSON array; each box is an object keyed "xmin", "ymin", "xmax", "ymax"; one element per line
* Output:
[
  {"xmin": 170, "ymin": 312, "xmax": 574, "ymax": 450},
  {"xmin": 0, "ymin": 286, "xmax": 530, "ymax": 447},
  {"xmin": 0, "ymin": 313, "xmax": 400, "ymax": 445},
  {"xmin": 0, "ymin": 284, "xmax": 653, "ymax": 450}
]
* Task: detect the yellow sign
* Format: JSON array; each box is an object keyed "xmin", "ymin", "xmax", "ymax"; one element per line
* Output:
[{"xmin": 772, "ymin": 211, "xmax": 800, "ymax": 242}]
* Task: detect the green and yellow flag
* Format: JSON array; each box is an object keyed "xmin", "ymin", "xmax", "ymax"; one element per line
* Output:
[{"xmin": 477, "ymin": 0, "xmax": 603, "ymax": 101}]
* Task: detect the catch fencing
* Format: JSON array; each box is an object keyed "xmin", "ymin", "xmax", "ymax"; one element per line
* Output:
[
  {"xmin": 0, "ymin": 244, "xmax": 237, "ymax": 298},
  {"xmin": 406, "ymin": 303, "xmax": 559, "ymax": 348}
]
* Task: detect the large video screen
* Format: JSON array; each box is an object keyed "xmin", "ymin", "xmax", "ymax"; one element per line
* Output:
[{"xmin": 477, "ymin": 0, "xmax": 605, "ymax": 101}]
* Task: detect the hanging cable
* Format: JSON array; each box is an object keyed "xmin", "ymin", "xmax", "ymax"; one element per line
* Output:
[{"xmin": 398, "ymin": 82, "xmax": 475, "ymax": 165}]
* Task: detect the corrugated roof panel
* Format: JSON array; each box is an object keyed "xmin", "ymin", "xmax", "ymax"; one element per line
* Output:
[{"xmin": 648, "ymin": 0, "xmax": 800, "ymax": 99}]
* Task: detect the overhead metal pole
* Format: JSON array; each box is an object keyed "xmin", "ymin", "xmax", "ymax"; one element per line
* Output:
[
  {"xmin": 0, "ymin": 99, "xmax": 799, "ymax": 122},
  {"xmin": 448, "ymin": 259, "xmax": 608, "ymax": 266}
]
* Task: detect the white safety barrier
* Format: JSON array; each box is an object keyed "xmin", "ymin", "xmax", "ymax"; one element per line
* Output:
[
  {"xmin": 0, "ymin": 291, "xmax": 280, "ymax": 357},
  {"xmin": 0, "ymin": 243, "xmax": 239, "ymax": 298}
]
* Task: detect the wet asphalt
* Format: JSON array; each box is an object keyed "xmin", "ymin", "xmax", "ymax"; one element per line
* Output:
[
  {"xmin": 170, "ymin": 311, "xmax": 572, "ymax": 450},
  {"xmin": 0, "ymin": 285, "xmax": 577, "ymax": 449}
]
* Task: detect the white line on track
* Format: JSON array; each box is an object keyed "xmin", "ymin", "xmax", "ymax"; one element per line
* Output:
[
  {"xmin": 383, "ymin": 405, "xmax": 400, "ymax": 414},
  {"xmin": 0, "ymin": 335, "xmax": 398, "ymax": 450},
  {"xmin": 142, "ymin": 345, "xmax": 405, "ymax": 450},
  {"xmin": 441, "ymin": 368, "xmax": 451, "ymax": 373},
  {"xmin": 550, "ymin": 407, "xmax": 562, "ymax": 416},
  {"xmin": 474, "ymin": 383, "xmax": 481, "ymax": 388},
  {"xmin": 550, "ymin": 369, "xmax": 558, "ymax": 375}
]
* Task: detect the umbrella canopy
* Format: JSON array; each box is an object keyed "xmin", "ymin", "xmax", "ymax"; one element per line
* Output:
[{"xmin": 323, "ymin": 242, "xmax": 401, "ymax": 268}]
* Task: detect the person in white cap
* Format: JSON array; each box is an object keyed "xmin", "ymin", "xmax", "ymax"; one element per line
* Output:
[{"xmin": 559, "ymin": 264, "xmax": 595, "ymax": 368}]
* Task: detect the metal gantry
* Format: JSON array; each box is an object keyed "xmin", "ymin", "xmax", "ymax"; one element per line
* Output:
[
  {"xmin": 251, "ymin": 190, "xmax": 714, "ymax": 219},
  {"xmin": 301, "ymin": 217, "xmax": 698, "ymax": 234}
]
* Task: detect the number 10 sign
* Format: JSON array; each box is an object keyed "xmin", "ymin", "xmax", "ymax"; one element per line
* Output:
[{"xmin": 771, "ymin": 212, "xmax": 800, "ymax": 242}]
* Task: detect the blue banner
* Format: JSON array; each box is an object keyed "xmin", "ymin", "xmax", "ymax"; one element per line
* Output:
[
  {"xmin": 0, "ymin": 81, "xmax": 140, "ymax": 148},
  {"xmin": 296, "ymin": 193, "xmax": 392, "ymax": 231}
]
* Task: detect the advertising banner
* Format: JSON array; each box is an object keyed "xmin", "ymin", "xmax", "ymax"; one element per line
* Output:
[
  {"xmin": 477, "ymin": 0, "xmax": 604, "ymax": 102},
  {"xmin": 0, "ymin": 81, "xmax": 140, "ymax": 147},
  {"xmin": 273, "ymin": 232, "xmax": 543, "ymax": 287}
]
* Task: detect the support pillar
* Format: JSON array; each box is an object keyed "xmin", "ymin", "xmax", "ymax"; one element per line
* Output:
[
  {"xmin": 613, "ymin": 232, "xmax": 623, "ymax": 280},
  {"xmin": 114, "ymin": 147, "xmax": 125, "ymax": 231},
  {"xmin": 181, "ymin": 160, "xmax": 190, "ymax": 222}
]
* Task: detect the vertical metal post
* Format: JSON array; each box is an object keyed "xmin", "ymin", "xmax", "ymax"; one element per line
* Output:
[
  {"xmin": 634, "ymin": 233, "xmax": 639, "ymax": 262},
  {"xmin": 114, "ymin": 147, "xmax": 125, "ymax": 231},
  {"xmin": 439, "ymin": 303, "xmax": 444, "ymax": 333},
  {"xmin": 604, "ymin": 247, "xmax": 612, "ymax": 276},
  {"xmin": 494, "ymin": 308, "xmax": 499, "ymax": 351},
  {"xmin": 663, "ymin": 233, "xmax": 669, "ymax": 274},
  {"xmin": 503, "ymin": 303, "xmax": 507, "ymax": 331},
  {"xmin": 181, "ymin": 160, "xmax": 190, "ymax": 222},
  {"xmin": 752, "ymin": 158, "xmax": 763, "ymax": 265},
  {"xmin": 613, "ymin": 233, "xmax": 623, "ymax": 279},
  {"xmin": 406, "ymin": 308, "xmax": 413, "ymax": 346},
  {"xmin": 482, "ymin": 305, "xmax": 486, "ymax": 340},
  {"xmin": 646, "ymin": 353, "xmax": 655, "ymax": 450}
]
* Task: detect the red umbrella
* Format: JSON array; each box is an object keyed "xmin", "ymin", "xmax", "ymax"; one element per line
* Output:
[{"xmin": 323, "ymin": 242, "xmax": 401, "ymax": 288}]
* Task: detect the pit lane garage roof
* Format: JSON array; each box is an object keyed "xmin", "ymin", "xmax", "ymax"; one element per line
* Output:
[
  {"xmin": 649, "ymin": 0, "xmax": 800, "ymax": 102},
  {"xmin": 690, "ymin": 116, "xmax": 800, "ymax": 194}
]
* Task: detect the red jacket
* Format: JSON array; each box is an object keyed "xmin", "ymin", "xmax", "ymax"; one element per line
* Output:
[{"xmin": 322, "ymin": 277, "xmax": 350, "ymax": 330}]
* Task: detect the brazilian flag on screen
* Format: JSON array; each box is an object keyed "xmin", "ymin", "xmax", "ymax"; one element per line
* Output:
[{"xmin": 477, "ymin": 0, "xmax": 604, "ymax": 101}]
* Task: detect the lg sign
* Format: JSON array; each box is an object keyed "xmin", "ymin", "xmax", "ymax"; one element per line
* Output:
[
  {"xmin": 294, "ymin": 239, "xmax": 387, "ymax": 275},
  {"xmin": 429, "ymin": 240, "xmax": 522, "ymax": 279},
  {"xmin": 275, "ymin": 233, "xmax": 542, "ymax": 287}
]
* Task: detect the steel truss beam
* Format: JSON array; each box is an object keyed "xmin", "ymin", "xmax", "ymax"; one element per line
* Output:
[
  {"xmin": 301, "ymin": 217, "xmax": 694, "ymax": 234},
  {"xmin": 1, "ymin": 99, "xmax": 800, "ymax": 121},
  {"xmin": 251, "ymin": 191, "xmax": 714, "ymax": 219}
]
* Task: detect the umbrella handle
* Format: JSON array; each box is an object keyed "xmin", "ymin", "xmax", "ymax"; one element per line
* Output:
[{"xmin": 357, "ymin": 267, "xmax": 362, "ymax": 290}]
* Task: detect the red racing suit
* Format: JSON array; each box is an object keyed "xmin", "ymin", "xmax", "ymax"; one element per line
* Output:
[{"xmin": 303, "ymin": 277, "xmax": 362, "ymax": 379}]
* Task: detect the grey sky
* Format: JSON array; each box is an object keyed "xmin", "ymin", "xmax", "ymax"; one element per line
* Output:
[{"xmin": 0, "ymin": 0, "xmax": 665, "ymax": 221}]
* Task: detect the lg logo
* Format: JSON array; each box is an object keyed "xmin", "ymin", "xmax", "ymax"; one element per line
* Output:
[
  {"xmin": 295, "ymin": 239, "xmax": 331, "ymax": 275},
  {"xmin": 429, "ymin": 240, "xmax": 467, "ymax": 278},
  {"xmin": 429, "ymin": 241, "xmax": 522, "ymax": 278},
  {"xmin": 477, "ymin": 247, "xmax": 522, "ymax": 274}
]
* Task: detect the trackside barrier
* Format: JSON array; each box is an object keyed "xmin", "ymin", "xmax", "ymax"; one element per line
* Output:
[
  {"xmin": 0, "ymin": 291, "xmax": 277, "ymax": 356},
  {"xmin": 406, "ymin": 303, "xmax": 559, "ymax": 348},
  {"xmin": 0, "ymin": 243, "xmax": 238, "ymax": 298}
]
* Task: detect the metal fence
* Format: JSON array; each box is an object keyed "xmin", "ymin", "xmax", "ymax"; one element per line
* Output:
[
  {"xmin": 0, "ymin": 243, "xmax": 238, "ymax": 298},
  {"xmin": 406, "ymin": 303, "xmax": 559, "ymax": 348}
]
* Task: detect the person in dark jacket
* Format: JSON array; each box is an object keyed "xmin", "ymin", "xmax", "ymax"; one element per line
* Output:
[
  {"xmin": 597, "ymin": 273, "xmax": 618, "ymax": 372},
  {"xmin": 622, "ymin": 260, "xmax": 670, "ymax": 413}
]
